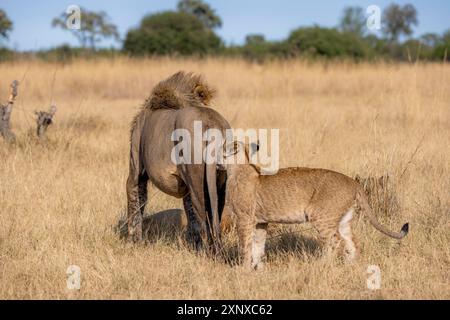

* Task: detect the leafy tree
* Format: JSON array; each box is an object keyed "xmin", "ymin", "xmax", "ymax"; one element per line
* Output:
[
  {"xmin": 245, "ymin": 34, "xmax": 266, "ymax": 45},
  {"xmin": 123, "ymin": 11, "xmax": 222, "ymax": 56},
  {"xmin": 382, "ymin": 3, "xmax": 418, "ymax": 42},
  {"xmin": 0, "ymin": 48, "xmax": 13, "ymax": 61},
  {"xmin": 432, "ymin": 43, "xmax": 450, "ymax": 61},
  {"xmin": 420, "ymin": 33, "xmax": 441, "ymax": 47},
  {"xmin": 442, "ymin": 29, "xmax": 450, "ymax": 43},
  {"xmin": 287, "ymin": 27, "xmax": 372, "ymax": 59},
  {"xmin": 52, "ymin": 8, "xmax": 119, "ymax": 49},
  {"xmin": 339, "ymin": 6, "xmax": 366, "ymax": 37},
  {"xmin": 432, "ymin": 29, "xmax": 450, "ymax": 61},
  {"xmin": 0, "ymin": 9, "xmax": 13, "ymax": 40},
  {"xmin": 239, "ymin": 34, "xmax": 287, "ymax": 62},
  {"xmin": 177, "ymin": 0, "xmax": 222, "ymax": 30},
  {"xmin": 401, "ymin": 39, "xmax": 435, "ymax": 61},
  {"xmin": 37, "ymin": 45, "xmax": 120, "ymax": 62},
  {"xmin": 364, "ymin": 34, "xmax": 390, "ymax": 56}
]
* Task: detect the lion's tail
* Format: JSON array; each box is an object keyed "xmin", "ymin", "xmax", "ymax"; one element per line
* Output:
[
  {"xmin": 356, "ymin": 188, "xmax": 409, "ymax": 239},
  {"xmin": 206, "ymin": 161, "xmax": 222, "ymax": 253}
]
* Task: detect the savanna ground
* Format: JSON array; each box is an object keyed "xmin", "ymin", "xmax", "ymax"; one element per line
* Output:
[{"xmin": 0, "ymin": 58, "xmax": 449, "ymax": 299}]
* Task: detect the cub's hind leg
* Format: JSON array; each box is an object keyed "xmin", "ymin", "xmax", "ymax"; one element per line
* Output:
[
  {"xmin": 313, "ymin": 215, "xmax": 342, "ymax": 258},
  {"xmin": 237, "ymin": 215, "xmax": 254, "ymax": 270},
  {"xmin": 252, "ymin": 223, "xmax": 268, "ymax": 271},
  {"xmin": 338, "ymin": 207, "xmax": 358, "ymax": 262}
]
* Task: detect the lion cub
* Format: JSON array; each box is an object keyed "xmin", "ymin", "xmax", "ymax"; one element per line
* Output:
[{"xmin": 224, "ymin": 142, "xmax": 409, "ymax": 270}]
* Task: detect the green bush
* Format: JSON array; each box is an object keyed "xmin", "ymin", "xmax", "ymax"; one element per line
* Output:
[
  {"xmin": 240, "ymin": 41, "xmax": 289, "ymax": 62},
  {"xmin": 38, "ymin": 44, "xmax": 78, "ymax": 62},
  {"xmin": 35, "ymin": 45, "xmax": 120, "ymax": 62},
  {"xmin": 0, "ymin": 47, "xmax": 14, "ymax": 61},
  {"xmin": 432, "ymin": 42, "xmax": 450, "ymax": 61},
  {"xmin": 123, "ymin": 11, "xmax": 223, "ymax": 56},
  {"xmin": 401, "ymin": 39, "xmax": 435, "ymax": 61},
  {"xmin": 287, "ymin": 27, "xmax": 373, "ymax": 59},
  {"xmin": 363, "ymin": 35, "xmax": 390, "ymax": 58}
]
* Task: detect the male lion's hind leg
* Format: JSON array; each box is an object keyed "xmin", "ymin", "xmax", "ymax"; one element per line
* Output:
[
  {"xmin": 126, "ymin": 175, "xmax": 142, "ymax": 242},
  {"xmin": 251, "ymin": 223, "xmax": 268, "ymax": 271},
  {"xmin": 126, "ymin": 171, "xmax": 148, "ymax": 243},
  {"xmin": 338, "ymin": 208, "xmax": 358, "ymax": 262},
  {"xmin": 183, "ymin": 194, "xmax": 203, "ymax": 251}
]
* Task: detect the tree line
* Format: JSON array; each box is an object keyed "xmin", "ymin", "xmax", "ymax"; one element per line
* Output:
[{"xmin": 0, "ymin": 0, "xmax": 449, "ymax": 62}]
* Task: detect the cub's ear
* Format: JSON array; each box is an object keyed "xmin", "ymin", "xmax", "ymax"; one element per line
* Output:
[{"xmin": 250, "ymin": 141, "xmax": 260, "ymax": 154}]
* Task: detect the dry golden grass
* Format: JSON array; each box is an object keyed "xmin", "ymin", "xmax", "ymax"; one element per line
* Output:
[{"xmin": 0, "ymin": 58, "xmax": 449, "ymax": 299}]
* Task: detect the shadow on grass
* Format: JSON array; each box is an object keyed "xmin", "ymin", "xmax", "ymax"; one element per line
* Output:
[
  {"xmin": 266, "ymin": 231, "xmax": 323, "ymax": 261},
  {"xmin": 219, "ymin": 227, "xmax": 323, "ymax": 267},
  {"xmin": 115, "ymin": 208, "xmax": 186, "ymax": 244},
  {"xmin": 114, "ymin": 210, "xmax": 324, "ymax": 266}
]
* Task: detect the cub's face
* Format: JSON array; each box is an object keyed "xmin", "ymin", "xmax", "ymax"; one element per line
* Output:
[{"xmin": 222, "ymin": 141, "xmax": 261, "ymax": 178}]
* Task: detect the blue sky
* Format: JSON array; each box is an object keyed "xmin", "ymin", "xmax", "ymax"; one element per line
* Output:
[{"xmin": 2, "ymin": 0, "xmax": 450, "ymax": 51}]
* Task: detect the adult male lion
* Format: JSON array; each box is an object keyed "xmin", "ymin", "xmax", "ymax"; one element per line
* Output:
[{"xmin": 127, "ymin": 72, "xmax": 230, "ymax": 251}]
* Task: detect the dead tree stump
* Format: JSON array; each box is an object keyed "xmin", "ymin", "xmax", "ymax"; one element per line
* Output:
[
  {"xmin": 0, "ymin": 80, "xmax": 19, "ymax": 142},
  {"xmin": 35, "ymin": 105, "xmax": 57, "ymax": 139}
]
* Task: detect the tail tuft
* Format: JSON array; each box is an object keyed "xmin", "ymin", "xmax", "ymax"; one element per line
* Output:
[{"xmin": 400, "ymin": 223, "xmax": 409, "ymax": 237}]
